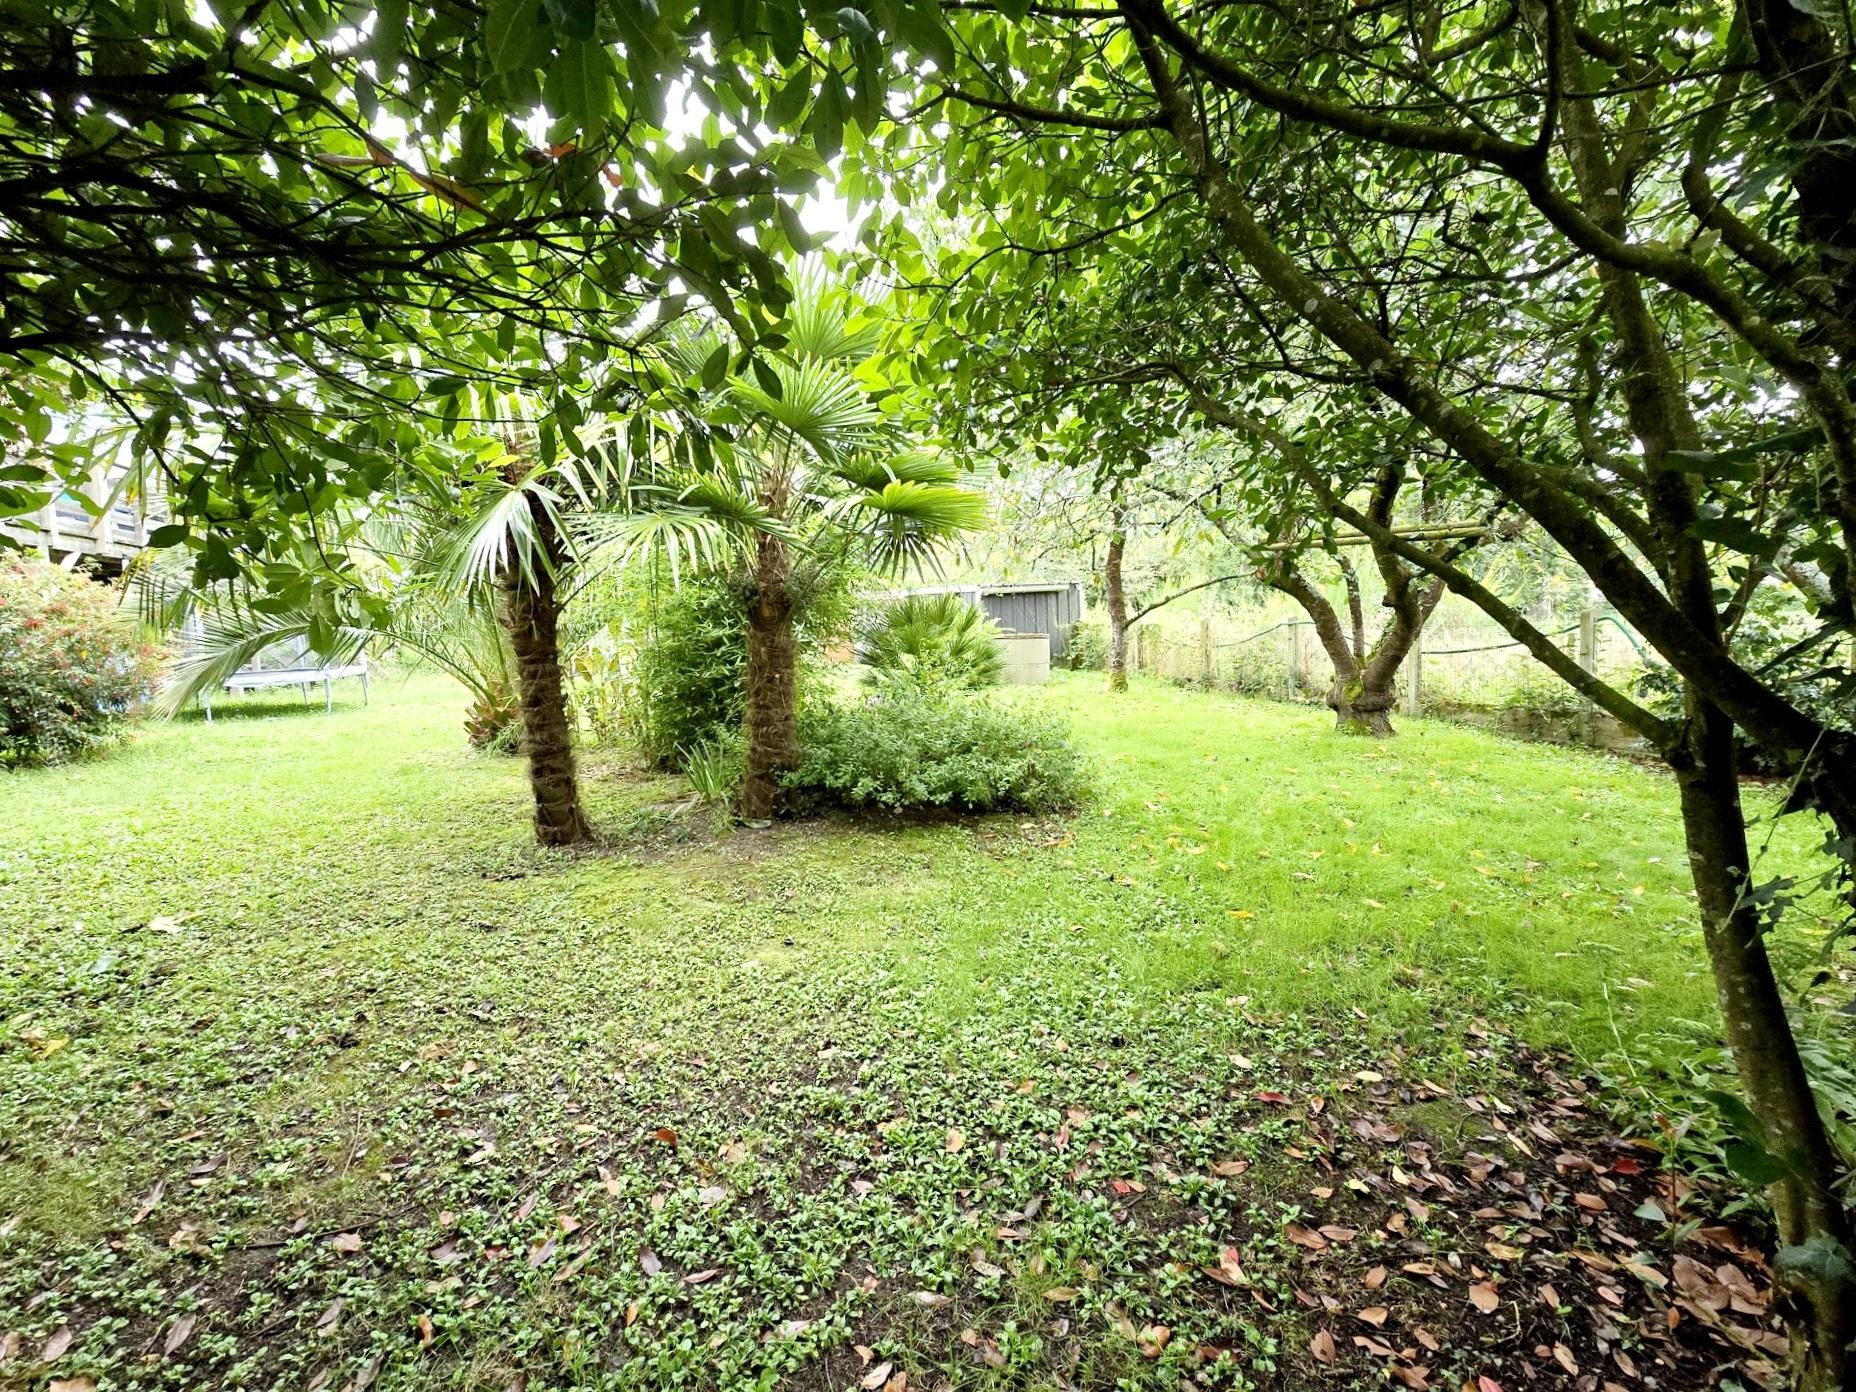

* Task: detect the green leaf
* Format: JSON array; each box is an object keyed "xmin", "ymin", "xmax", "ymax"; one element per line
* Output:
[
  {"xmin": 545, "ymin": 39, "xmax": 609, "ymax": 132},
  {"xmin": 371, "ymin": 0, "xmax": 408, "ymax": 71},
  {"xmin": 1688, "ymin": 516, "xmax": 1777, "ymax": 558},
  {"xmin": 543, "ymin": 0, "xmax": 597, "ymax": 42},
  {"xmin": 147, "ymin": 523, "xmax": 190, "ymax": 548},
  {"xmin": 894, "ymin": 0, "xmax": 954, "ymax": 68},
  {"xmin": 1666, "ymin": 424, "xmax": 1824, "ymax": 471},
  {"xmin": 1774, "ymin": 1234, "xmax": 1856, "ymax": 1289},
  {"xmin": 775, "ymin": 199, "xmax": 814, "ymax": 253},
  {"xmin": 750, "ymin": 355, "xmax": 784, "ymax": 400},
  {"xmin": 806, "ymin": 68, "xmax": 846, "ymax": 159},
  {"xmin": 765, "ymin": 72, "xmax": 811, "ymax": 131},
  {"xmin": 485, "ymin": 0, "xmax": 541, "ymax": 75},
  {"xmin": 701, "ymin": 343, "xmax": 731, "ymax": 390},
  {"xmin": 1721, "ymin": 1140, "xmax": 1789, "ymax": 1186}
]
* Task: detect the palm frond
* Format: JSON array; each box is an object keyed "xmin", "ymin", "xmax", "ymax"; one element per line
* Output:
[
  {"xmin": 863, "ymin": 592, "xmax": 1004, "ymax": 690},
  {"xmin": 423, "ymin": 473, "xmax": 573, "ymax": 597},
  {"xmin": 838, "ymin": 481, "xmax": 990, "ymax": 576},
  {"xmin": 157, "ymin": 609, "xmax": 372, "ymax": 717},
  {"xmin": 572, "ymin": 508, "xmax": 747, "ymax": 589},
  {"xmin": 658, "ymin": 321, "xmax": 733, "ymax": 380},
  {"xmin": 729, "ymin": 357, "xmax": 883, "ymax": 465},
  {"xmin": 829, "ymin": 450, "xmax": 967, "ymax": 492},
  {"xmin": 782, "ymin": 269, "xmax": 883, "ymax": 363}
]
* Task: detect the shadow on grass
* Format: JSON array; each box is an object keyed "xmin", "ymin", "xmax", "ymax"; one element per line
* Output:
[{"xmin": 169, "ymin": 694, "xmax": 369, "ymax": 725}]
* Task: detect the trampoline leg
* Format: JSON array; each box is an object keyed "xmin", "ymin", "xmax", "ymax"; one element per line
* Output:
[{"xmin": 325, "ymin": 678, "xmax": 333, "ymax": 713}]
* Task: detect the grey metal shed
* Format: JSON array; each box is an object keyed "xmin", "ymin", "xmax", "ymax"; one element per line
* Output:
[{"xmin": 905, "ymin": 581, "xmax": 1087, "ymax": 659}]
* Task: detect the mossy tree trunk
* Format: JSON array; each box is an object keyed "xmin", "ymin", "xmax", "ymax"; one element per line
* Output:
[
  {"xmin": 1676, "ymin": 696, "xmax": 1855, "ymax": 1391},
  {"xmin": 1125, "ymin": 25, "xmax": 1856, "ymax": 1381},
  {"xmin": 1104, "ymin": 517, "xmax": 1130, "ymax": 692},
  {"xmin": 1248, "ymin": 467, "xmax": 1449, "ymax": 737}
]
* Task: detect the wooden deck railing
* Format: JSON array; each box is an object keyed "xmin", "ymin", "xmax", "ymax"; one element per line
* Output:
[{"xmin": 0, "ymin": 466, "xmax": 164, "ymax": 571}]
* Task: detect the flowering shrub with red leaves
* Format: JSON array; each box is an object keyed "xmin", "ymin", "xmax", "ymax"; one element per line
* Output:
[{"xmin": 0, "ymin": 555, "xmax": 165, "ymax": 766}]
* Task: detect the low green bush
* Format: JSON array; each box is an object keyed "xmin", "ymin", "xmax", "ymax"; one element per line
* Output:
[
  {"xmin": 610, "ymin": 573, "xmax": 749, "ymax": 766},
  {"xmin": 1063, "ymin": 619, "xmax": 1107, "ymax": 671},
  {"xmin": 787, "ymin": 688, "xmax": 1088, "ymax": 814},
  {"xmin": 682, "ymin": 728, "xmax": 746, "ymax": 805},
  {"xmin": 862, "ymin": 592, "xmax": 1002, "ymax": 691},
  {"xmin": 1, "ymin": 556, "xmax": 165, "ymax": 767},
  {"xmin": 583, "ymin": 565, "xmax": 857, "ymax": 769}
]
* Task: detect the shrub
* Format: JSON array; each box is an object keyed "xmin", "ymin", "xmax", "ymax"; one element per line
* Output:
[
  {"xmin": 620, "ymin": 574, "xmax": 749, "ymax": 766},
  {"xmin": 862, "ymin": 592, "xmax": 1003, "ymax": 691},
  {"xmin": 1, "ymin": 556, "xmax": 165, "ymax": 767},
  {"xmin": 565, "ymin": 622, "xmax": 632, "ymax": 750},
  {"xmin": 582, "ymin": 564, "xmax": 858, "ymax": 769},
  {"xmin": 1064, "ymin": 619, "xmax": 1108, "ymax": 671},
  {"xmin": 683, "ymin": 729, "xmax": 745, "ymax": 805},
  {"xmin": 787, "ymin": 688, "xmax": 1089, "ymax": 814}
]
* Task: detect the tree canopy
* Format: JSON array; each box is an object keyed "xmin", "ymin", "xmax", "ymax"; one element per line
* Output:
[{"xmin": 0, "ymin": 0, "xmax": 930, "ymax": 610}]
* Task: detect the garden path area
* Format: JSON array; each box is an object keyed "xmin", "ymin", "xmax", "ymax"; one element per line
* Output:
[{"xmin": 0, "ymin": 676, "xmax": 1794, "ymax": 1390}]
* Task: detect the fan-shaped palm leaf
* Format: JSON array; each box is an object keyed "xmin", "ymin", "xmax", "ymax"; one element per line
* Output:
[
  {"xmin": 829, "ymin": 450, "xmax": 968, "ymax": 492},
  {"xmin": 729, "ymin": 357, "xmax": 884, "ymax": 464},
  {"xmin": 840, "ymin": 481, "xmax": 991, "ymax": 575},
  {"xmin": 423, "ymin": 473, "xmax": 574, "ymax": 596},
  {"xmin": 156, "ymin": 609, "xmax": 373, "ymax": 717},
  {"xmin": 782, "ymin": 271, "xmax": 883, "ymax": 363}
]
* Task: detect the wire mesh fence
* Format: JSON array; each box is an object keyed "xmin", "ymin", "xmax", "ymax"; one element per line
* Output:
[{"xmin": 1118, "ymin": 603, "xmax": 1656, "ymax": 752}]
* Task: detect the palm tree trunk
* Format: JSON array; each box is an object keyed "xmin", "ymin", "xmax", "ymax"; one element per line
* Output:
[
  {"xmin": 499, "ymin": 490, "xmax": 594, "ymax": 847},
  {"xmin": 740, "ymin": 532, "xmax": 798, "ymax": 822},
  {"xmin": 1105, "ymin": 525, "xmax": 1130, "ymax": 692}
]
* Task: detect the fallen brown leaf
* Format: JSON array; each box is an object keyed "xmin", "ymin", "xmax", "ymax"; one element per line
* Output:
[{"xmin": 162, "ymin": 1313, "xmax": 197, "ymax": 1356}]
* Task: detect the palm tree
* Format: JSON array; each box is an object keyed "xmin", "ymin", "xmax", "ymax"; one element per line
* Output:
[
  {"xmin": 148, "ymin": 430, "xmax": 655, "ymax": 846},
  {"xmin": 640, "ymin": 281, "xmax": 988, "ymax": 820},
  {"xmin": 145, "ymin": 509, "xmax": 523, "ymax": 752},
  {"xmin": 421, "ymin": 391, "xmax": 757, "ymax": 843},
  {"xmin": 862, "ymin": 592, "xmax": 1005, "ymax": 691}
]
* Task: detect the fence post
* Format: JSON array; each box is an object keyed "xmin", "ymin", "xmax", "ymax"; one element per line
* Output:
[
  {"xmin": 1404, "ymin": 626, "xmax": 1423, "ymax": 717},
  {"xmin": 1287, "ymin": 622, "xmax": 1302, "ymax": 701},
  {"xmin": 1199, "ymin": 617, "xmax": 1214, "ymax": 687},
  {"xmin": 1578, "ymin": 606, "xmax": 1598, "ymax": 740}
]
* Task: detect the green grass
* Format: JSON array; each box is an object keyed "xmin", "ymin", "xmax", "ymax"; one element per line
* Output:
[{"xmin": 0, "ymin": 672, "xmax": 1807, "ymax": 1391}]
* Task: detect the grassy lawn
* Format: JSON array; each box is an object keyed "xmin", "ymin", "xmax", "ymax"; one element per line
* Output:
[{"xmin": 0, "ymin": 674, "xmax": 1796, "ymax": 1391}]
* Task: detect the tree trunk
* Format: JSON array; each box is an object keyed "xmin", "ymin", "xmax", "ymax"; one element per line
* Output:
[
  {"xmin": 499, "ymin": 491, "xmax": 594, "ymax": 847},
  {"xmin": 1743, "ymin": 0, "xmax": 1856, "ymax": 343},
  {"xmin": 740, "ymin": 532, "xmax": 798, "ymax": 822},
  {"xmin": 1268, "ymin": 557, "xmax": 1404, "ymax": 736},
  {"xmin": 1126, "ymin": 41, "xmax": 1856, "ymax": 1383},
  {"xmin": 1104, "ymin": 524, "xmax": 1130, "ymax": 692},
  {"xmin": 1330, "ymin": 670, "xmax": 1395, "ymax": 737},
  {"xmin": 1675, "ymin": 697, "xmax": 1855, "ymax": 1392}
]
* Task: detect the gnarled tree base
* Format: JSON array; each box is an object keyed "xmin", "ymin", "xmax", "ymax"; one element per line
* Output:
[
  {"xmin": 1331, "ymin": 682, "xmax": 1396, "ymax": 738},
  {"xmin": 1334, "ymin": 706, "xmax": 1395, "ymax": 737}
]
